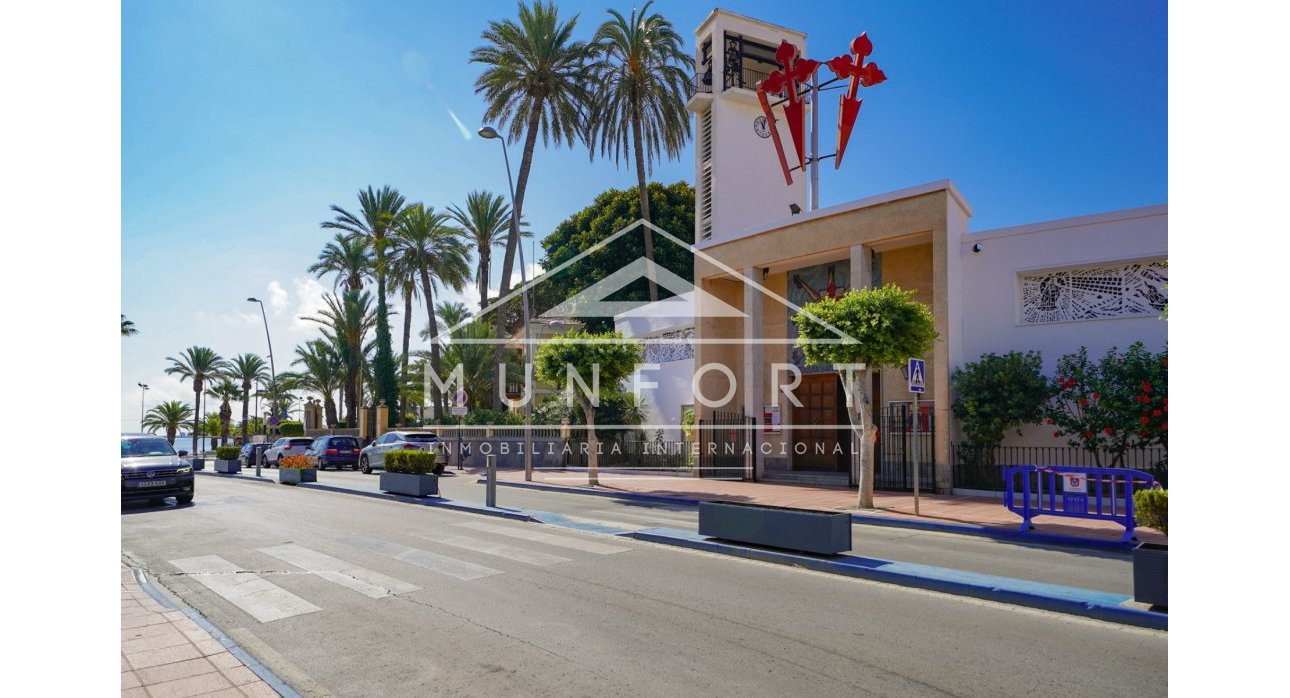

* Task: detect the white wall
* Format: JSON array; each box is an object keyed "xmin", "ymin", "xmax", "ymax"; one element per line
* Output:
[
  {"xmin": 957, "ymin": 205, "xmax": 1168, "ymax": 446},
  {"xmin": 616, "ymin": 294, "xmax": 695, "ymax": 440}
]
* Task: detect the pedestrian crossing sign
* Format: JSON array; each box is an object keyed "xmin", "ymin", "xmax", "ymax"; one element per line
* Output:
[{"xmin": 908, "ymin": 358, "xmax": 926, "ymax": 393}]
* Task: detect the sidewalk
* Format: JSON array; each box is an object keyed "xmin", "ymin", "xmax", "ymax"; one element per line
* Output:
[
  {"xmin": 121, "ymin": 564, "xmax": 279, "ymax": 697},
  {"xmin": 491, "ymin": 468, "xmax": 1166, "ymax": 544}
]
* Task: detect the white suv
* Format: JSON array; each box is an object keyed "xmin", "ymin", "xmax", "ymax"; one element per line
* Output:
[
  {"xmin": 358, "ymin": 431, "xmax": 443, "ymax": 474},
  {"xmin": 263, "ymin": 437, "xmax": 317, "ymax": 467}
]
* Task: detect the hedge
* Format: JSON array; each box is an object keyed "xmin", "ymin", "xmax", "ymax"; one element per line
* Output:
[
  {"xmin": 215, "ymin": 446, "xmax": 240, "ymax": 460},
  {"xmin": 278, "ymin": 420, "xmax": 304, "ymax": 436},
  {"xmin": 384, "ymin": 449, "xmax": 437, "ymax": 475}
]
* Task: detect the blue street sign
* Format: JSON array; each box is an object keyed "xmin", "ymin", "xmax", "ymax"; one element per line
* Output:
[{"xmin": 908, "ymin": 358, "xmax": 926, "ymax": 393}]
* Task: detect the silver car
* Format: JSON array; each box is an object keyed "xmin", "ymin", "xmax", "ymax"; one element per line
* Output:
[
  {"xmin": 262, "ymin": 437, "xmax": 316, "ymax": 467},
  {"xmin": 358, "ymin": 431, "xmax": 444, "ymax": 474}
]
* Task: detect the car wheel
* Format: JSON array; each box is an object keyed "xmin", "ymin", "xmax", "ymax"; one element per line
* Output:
[
  {"xmin": 177, "ymin": 494, "xmax": 194, "ymax": 504},
  {"xmin": 360, "ymin": 456, "xmax": 371, "ymax": 474}
]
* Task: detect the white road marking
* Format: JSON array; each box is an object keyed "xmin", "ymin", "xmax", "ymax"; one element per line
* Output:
[
  {"xmin": 342, "ymin": 536, "xmax": 502, "ymax": 581},
  {"xmin": 407, "ymin": 531, "xmax": 571, "ymax": 566},
  {"xmin": 256, "ymin": 544, "xmax": 420, "ymax": 598},
  {"xmin": 454, "ymin": 521, "xmax": 632, "ymax": 555},
  {"xmin": 168, "ymin": 555, "xmax": 321, "ymax": 623},
  {"xmin": 584, "ymin": 508, "xmax": 697, "ymax": 526}
]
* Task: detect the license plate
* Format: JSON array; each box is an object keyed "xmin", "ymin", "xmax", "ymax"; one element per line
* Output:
[{"xmin": 135, "ymin": 479, "xmax": 170, "ymax": 488}]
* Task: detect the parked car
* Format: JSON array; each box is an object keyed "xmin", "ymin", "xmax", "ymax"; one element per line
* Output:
[
  {"xmin": 262, "ymin": 437, "xmax": 317, "ymax": 467},
  {"xmin": 358, "ymin": 431, "xmax": 444, "ymax": 474},
  {"xmin": 306, "ymin": 435, "xmax": 362, "ymax": 470},
  {"xmin": 238, "ymin": 442, "xmax": 271, "ymax": 468},
  {"xmin": 122, "ymin": 434, "xmax": 194, "ymax": 505}
]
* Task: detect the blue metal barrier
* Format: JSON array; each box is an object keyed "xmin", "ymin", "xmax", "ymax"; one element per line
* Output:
[{"xmin": 1003, "ymin": 465, "xmax": 1157, "ymax": 542}]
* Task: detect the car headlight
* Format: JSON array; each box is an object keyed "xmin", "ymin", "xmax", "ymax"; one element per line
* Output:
[{"xmin": 176, "ymin": 466, "xmax": 193, "ymax": 474}]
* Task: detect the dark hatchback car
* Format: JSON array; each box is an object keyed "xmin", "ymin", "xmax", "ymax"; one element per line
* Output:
[
  {"xmin": 122, "ymin": 434, "xmax": 194, "ymax": 505},
  {"xmin": 238, "ymin": 442, "xmax": 271, "ymax": 468},
  {"xmin": 307, "ymin": 435, "xmax": 362, "ymax": 470}
]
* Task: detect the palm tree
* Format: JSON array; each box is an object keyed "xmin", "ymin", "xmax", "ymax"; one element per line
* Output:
[
  {"xmin": 164, "ymin": 346, "xmax": 228, "ymax": 457},
  {"xmin": 472, "ymin": 1, "xmax": 592, "ymax": 400},
  {"xmin": 308, "ymin": 232, "xmax": 373, "ymax": 291},
  {"xmin": 143, "ymin": 401, "xmax": 193, "ymax": 445},
  {"xmin": 430, "ymin": 301, "xmax": 473, "ymax": 337},
  {"xmin": 435, "ymin": 320, "xmax": 519, "ymax": 410},
  {"xmin": 447, "ymin": 190, "xmax": 512, "ymax": 308},
  {"xmin": 389, "ymin": 252, "xmax": 421, "ymax": 426},
  {"xmin": 226, "ymin": 353, "xmax": 269, "ymax": 443},
  {"xmin": 293, "ymin": 339, "xmax": 343, "ymax": 427},
  {"xmin": 393, "ymin": 203, "xmax": 471, "ymax": 418},
  {"xmin": 322, "ymin": 186, "xmax": 405, "ymax": 425},
  {"xmin": 305, "ymin": 290, "xmax": 375, "ymax": 426},
  {"xmin": 121, "ymin": 315, "xmax": 139, "ymax": 336},
  {"xmin": 208, "ymin": 379, "xmax": 241, "ymax": 447},
  {"xmin": 586, "ymin": 1, "xmax": 692, "ymax": 302}
]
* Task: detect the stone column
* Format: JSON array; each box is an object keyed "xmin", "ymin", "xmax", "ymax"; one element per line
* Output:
[
  {"xmin": 375, "ymin": 401, "xmax": 389, "ymax": 438},
  {"xmin": 743, "ymin": 267, "xmax": 765, "ymax": 479}
]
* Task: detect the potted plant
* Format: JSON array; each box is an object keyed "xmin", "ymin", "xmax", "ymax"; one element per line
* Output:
[
  {"xmin": 1132, "ymin": 486, "xmax": 1168, "ymax": 608},
  {"xmin": 278, "ymin": 454, "xmax": 318, "ymax": 485},
  {"xmin": 213, "ymin": 445, "xmax": 241, "ymax": 474},
  {"xmin": 379, "ymin": 449, "xmax": 441, "ymax": 497}
]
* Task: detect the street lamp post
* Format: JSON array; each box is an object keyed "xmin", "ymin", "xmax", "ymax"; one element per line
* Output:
[
  {"xmin": 248, "ymin": 297, "xmax": 276, "ymax": 478},
  {"xmin": 478, "ymin": 125, "xmax": 534, "ymax": 482},
  {"xmin": 247, "ymin": 297, "xmax": 277, "ymax": 429},
  {"xmin": 137, "ymin": 382, "xmax": 149, "ymax": 432}
]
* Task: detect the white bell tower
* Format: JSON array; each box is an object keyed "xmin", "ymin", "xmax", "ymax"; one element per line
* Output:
[{"xmin": 687, "ymin": 9, "xmax": 808, "ymax": 246}]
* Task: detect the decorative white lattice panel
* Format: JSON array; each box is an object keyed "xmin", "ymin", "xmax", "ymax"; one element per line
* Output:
[
  {"xmin": 1020, "ymin": 261, "xmax": 1167, "ymax": 324},
  {"xmin": 642, "ymin": 327, "xmax": 696, "ymax": 363}
]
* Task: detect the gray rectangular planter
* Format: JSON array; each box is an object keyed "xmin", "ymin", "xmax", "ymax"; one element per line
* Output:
[
  {"xmin": 698, "ymin": 500, "xmax": 852, "ymax": 554},
  {"xmin": 190, "ymin": 457, "xmax": 205, "ymax": 471},
  {"xmin": 213, "ymin": 459, "xmax": 240, "ymax": 474},
  {"xmin": 380, "ymin": 471, "xmax": 439, "ymax": 497},
  {"xmin": 1133, "ymin": 542, "xmax": 1168, "ymax": 608},
  {"xmin": 279, "ymin": 468, "xmax": 317, "ymax": 485}
]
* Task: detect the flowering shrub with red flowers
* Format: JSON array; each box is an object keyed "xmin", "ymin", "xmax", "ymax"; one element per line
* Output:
[{"xmin": 1045, "ymin": 342, "xmax": 1167, "ymax": 467}]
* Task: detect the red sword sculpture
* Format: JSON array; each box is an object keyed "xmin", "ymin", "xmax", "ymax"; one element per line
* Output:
[
  {"xmin": 824, "ymin": 33, "xmax": 887, "ymax": 169},
  {"xmin": 756, "ymin": 41, "xmax": 820, "ymax": 185}
]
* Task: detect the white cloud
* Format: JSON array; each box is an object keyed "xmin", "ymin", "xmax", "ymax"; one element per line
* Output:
[
  {"xmin": 290, "ymin": 276, "xmax": 329, "ymax": 331},
  {"xmin": 267, "ymin": 281, "xmax": 288, "ymax": 315}
]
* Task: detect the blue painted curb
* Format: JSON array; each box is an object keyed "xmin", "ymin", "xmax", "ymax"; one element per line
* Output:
[
  {"xmin": 130, "ymin": 567, "xmax": 302, "ymax": 697},
  {"xmin": 626, "ymin": 528, "xmax": 1166, "ymax": 631},
  {"xmin": 490, "ymin": 478, "xmax": 1134, "ymax": 552}
]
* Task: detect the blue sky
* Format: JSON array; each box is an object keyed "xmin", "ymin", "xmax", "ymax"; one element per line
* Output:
[{"xmin": 120, "ymin": 0, "xmax": 1167, "ymax": 429}]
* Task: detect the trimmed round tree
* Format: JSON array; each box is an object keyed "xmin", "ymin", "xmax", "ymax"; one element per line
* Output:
[
  {"xmin": 951, "ymin": 350, "xmax": 1053, "ymax": 472},
  {"xmin": 793, "ymin": 285, "xmax": 937, "ymax": 509},
  {"xmin": 534, "ymin": 330, "xmax": 642, "ymax": 486}
]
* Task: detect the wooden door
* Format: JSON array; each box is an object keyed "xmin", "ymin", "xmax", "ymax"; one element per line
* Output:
[{"xmin": 791, "ymin": 373, "xmax": 846, "ymax": 472}]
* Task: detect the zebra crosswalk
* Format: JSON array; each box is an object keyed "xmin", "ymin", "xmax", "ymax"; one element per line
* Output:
[{"xmin": 167, "ymin": 518, "xmax": 637, "ymax": 624}]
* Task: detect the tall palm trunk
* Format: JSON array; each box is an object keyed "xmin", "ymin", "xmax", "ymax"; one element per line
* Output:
[
  {"xmin": 219, "ymin": 399, "xmax": 231, "ymax": 446},
  {"xmin": 478, "ymin": 249, "xmax": 491, "ymax": 308},
  {"xmin": 323, "ymin": 393, "xmax": 338, "ymax": 428},
  {"xmin": 240, "ymin": 383, "xmax": 251, "ymax": 443},
  {"xmin": 631, "ymin": 91, "xmax": 659, "ymax": 302},
  {"xmin": 166, "ymin": 426, "xmax": 177, "ymax": 445},
  {"xmin": 400, "ymin": 281, "xmax": 414, "ymax": 426},
  {"xmin": 493, "ymin": 107, "xmax": 543, "ymax": 409},
  {"xmin": 420, "ymin": 267, "xmax": 446, "ymax": 418},
  {"xmin": 191, "ymin": 379, "xmax": 203, "ymax": 457}
]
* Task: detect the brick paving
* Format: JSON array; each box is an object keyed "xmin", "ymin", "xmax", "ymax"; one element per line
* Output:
[
  {"xmin": 494, "ymin": 468, "xmax": 1167, "ymax": 544},
  {"xmin": 121, "ymin": 565, "xmax": 279, "ymax": 697}
]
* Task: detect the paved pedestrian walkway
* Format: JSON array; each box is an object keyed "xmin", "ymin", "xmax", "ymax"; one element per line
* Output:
[
  {"xmin": 492, "ymin": 468, "xmax": 1166, "ymax": 544},
  {"xmin": 121, "ymin": 564, "xmax": 279, "ymax": 697}
]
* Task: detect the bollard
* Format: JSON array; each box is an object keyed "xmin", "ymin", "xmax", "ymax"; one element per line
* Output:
[{"xmin": 485, "ymin": 454, "xmax": 497, "ymax": 508}]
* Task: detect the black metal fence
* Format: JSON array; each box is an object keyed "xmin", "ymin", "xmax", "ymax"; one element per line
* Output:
[
  {"xmin": 562, "ymin": 430, "xmax": 692, "ymax": 472},
  {"xmin": 953, "ymin": 444, "xmax": 1168, "ymax": 491},
  {"xmin": 875, "ymin": 404, "xmax": 935, "ymax": 492},
  {"xmin": 698, "ymin": 410, "xmax": 755, "ymax": 480}
]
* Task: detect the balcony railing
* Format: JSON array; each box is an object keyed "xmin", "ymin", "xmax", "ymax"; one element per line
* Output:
[{"xmin": 690, "ymin": 68, "xmax": 713, "ymax": 97}]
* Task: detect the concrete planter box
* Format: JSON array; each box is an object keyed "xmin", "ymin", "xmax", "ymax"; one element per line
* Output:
[
  {"xmin": 190, "ymin": 457, "xmax": 205, "ymax": 471},
  {"xmin": 380, "ymin": 471, "xmax": 439, "ymax": 497},
  {"xmin": 213, "ymin": 459, "xmax": 240, "ymax": 474},
  {"xmin": 279, "ymin": 468, "xmax": 317, "ymax": 485},
  {"xmin": 1133, "ymin": 542, "xmax": 1168, "ymax": 608},
  {"xmin": 698, "ymin": 501, "xmax": 852, "ymax": 555}
]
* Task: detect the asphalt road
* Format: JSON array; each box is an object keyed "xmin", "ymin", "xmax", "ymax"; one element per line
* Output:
[
  {"xmin": 257, "ymin": 467, "xmax": 1136, "ymax": 594},
  {"xmin": 122, "ymin": 476, "xmax": 1166, "ymax": 696}
]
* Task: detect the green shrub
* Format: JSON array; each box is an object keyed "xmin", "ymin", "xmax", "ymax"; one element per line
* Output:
[
  {"xmin": 215, "ymin": 446, "xmax": 240, "ymax": 460},
  {"xmin": 1134, "ymin": 488, "xmax": 1167, "ymax": 535},
  {"xmin": 384, "ymin": 449, "xmax": 438, "ymax": 475},
  {"xmin": 278, "ymin": 420, "xmax": 304, "ymax": 436}
]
